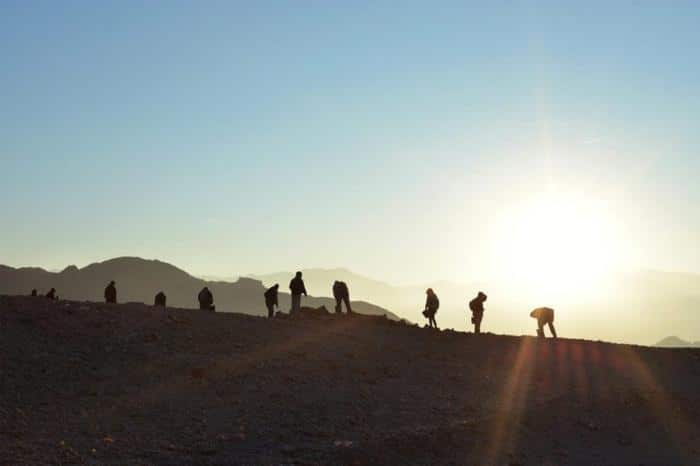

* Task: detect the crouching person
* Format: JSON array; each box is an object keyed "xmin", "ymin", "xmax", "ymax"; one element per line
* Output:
[{"xmin": 198, "ymin": 287, "xmax": 216, "ymax": 311}]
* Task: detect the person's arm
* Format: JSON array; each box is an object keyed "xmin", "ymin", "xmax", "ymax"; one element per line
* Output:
[{"xmin": 303, "ymin": 283, "xmax": 308, "ymax": 296}]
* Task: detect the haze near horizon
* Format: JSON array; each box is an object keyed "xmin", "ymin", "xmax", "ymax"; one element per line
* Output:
[{"xmin": 2, "ymin": 2, "xmax": 699, "ymax": 300}]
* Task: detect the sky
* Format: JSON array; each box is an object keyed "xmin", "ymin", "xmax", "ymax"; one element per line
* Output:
[{"xmin": 2, "ymin": 1, "xmax": 699, "ymax": 286}]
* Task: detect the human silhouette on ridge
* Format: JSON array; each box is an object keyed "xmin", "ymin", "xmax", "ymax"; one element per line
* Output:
[
  {"xmin": 264, "ymin": 284, "xmax": 279, "ymax": 318},
  {"xmin": 423, "ymin": 288, "xmax": 439, "ymax": 329},
  {"xmin": 289, "ymin": 272, "xmax": 307, "ymax": 314},
  {"xmin": 333, "ymin": 280, "xmax": 352, "ymax": 314},
  {"xmin": 198, "ymin": 286, "xmax": 215, "ymax": 311},
  {"xmin": 469, "ymin": 291, "xmax": 487, "ymax": 334},
  {"xmin": 104, "ymin": 281, "xmax": 117, "ymax": 304}
]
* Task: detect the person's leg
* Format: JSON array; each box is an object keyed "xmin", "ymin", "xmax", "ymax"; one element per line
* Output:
[
  {"xmin": 292, "ymin": 294, "xmax": 301, "ymax": 313},
  {"xmin": 548, "ymin": 321, "xmax": 557, "ymax": 338},
  {"xmin": 474, "ymin": 314, "xmax": 481, "ymax": 334},
  {"xmin": 343, "ymin": 296, "xmax": 352, "ymax": 314},
  {"xmin": 267, "ymin": 303, "xmax": 274, "ymax": 318},
  {"xmin": 537, "ymin": 318, "xmax": 545, "ymax": 338},
  {"xmin": 334, "ymin": 297, "xmax": 341, "ymax": 313}
]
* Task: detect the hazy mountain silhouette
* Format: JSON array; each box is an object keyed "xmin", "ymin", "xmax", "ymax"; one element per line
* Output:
[
  {"xmin": 0, "ymin": 257, "xmax": 400, "ymax": 319},
  {"xmin": 656, "ymin": 336, "xmax": 700, "ymax": 348}
]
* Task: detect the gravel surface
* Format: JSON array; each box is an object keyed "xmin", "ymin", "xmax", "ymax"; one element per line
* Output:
[{"xmin": 1, "ymin": 295, "xmax": 699, "ymax": 465}]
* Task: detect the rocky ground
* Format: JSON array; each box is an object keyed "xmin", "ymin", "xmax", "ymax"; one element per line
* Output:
[{"xmin": 1, "ymin": 295, "xmax": 699, "ymax": 465}]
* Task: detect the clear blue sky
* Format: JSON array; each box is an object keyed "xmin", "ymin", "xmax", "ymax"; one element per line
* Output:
[{"xmin": 2, "ymin": 1, "xmax": 699, "ymax": 284}]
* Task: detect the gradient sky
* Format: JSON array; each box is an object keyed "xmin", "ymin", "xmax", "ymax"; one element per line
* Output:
[{"xmin": 2, "ymin": 1, "xmax": 699, "ymax": 284}]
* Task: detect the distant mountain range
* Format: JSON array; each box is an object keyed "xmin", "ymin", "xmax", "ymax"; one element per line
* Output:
[
  {"xmin": 0, "ymin": 258, "xmax": 400, "ymax": 320},
  {"xmin": 655, "ymin": 336, "xmax": 700, "ymax": 348}
]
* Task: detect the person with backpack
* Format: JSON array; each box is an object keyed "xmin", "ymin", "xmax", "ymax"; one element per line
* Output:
[
  {"xmin": 104, "ymin": 281, "xmax": 117, "ymax": 304},
  {"xmin": 530, "ymin": 307, "xmax": 557, "ymax": 338},
  {"xmin": 332, "ymin": 281, "xmax": 352, "ymax": 314},
  {"xmin": 289, "ymin": 272, "xmax": 307, "ymax": 314},
  {"xmin": 264, "ymin": 284, "xmax": 279, "ymax": 318},
  {"xmin": 198, "ymin": 286, "xmax": 215, "ymax": 311},
  {"xmin": 469, "ymin": 291, "xmax": 487, "ymax": 334},
  {"xmin": 423, "ymin": 288, "xmax": 439, "ymax": 329}
]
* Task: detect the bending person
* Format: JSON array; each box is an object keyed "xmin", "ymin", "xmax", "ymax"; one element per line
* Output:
[{"xmin": 530, "ymin": 307, "xmax": 557, "ymax": 338}]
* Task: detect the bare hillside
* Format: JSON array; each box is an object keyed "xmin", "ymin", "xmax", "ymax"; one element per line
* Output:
[{"xmin": 1, "ymin": 296, "xmax": 699, "ymax": 465}]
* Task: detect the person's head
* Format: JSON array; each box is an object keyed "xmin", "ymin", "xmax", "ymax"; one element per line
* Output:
[
  {"xmin": 273, "ymin": 283, "xmax": 279, "ymax": 289},
  {"xmin": 109, "ymin": 280, "xmax": 115, "ymax": 286},
  {"xmin": 426, "ymin": 288, "xmax": 434, "ymax": 296},
  {"xmin": 478, "ymin": 291, "xmax": 487, "ymax": 301},
  {"xmin": 530, "ymin": 309, "xmax": 537, "ymax": 318},
  {"xmin": 50, "ymin": 288, "xmax": 55, "ymax": 292},
  {"xmin": 295, "ymin": 271, "xmax": 302, "ymax": 278}
]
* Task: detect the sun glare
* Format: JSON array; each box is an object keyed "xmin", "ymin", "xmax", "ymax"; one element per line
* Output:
[{"xmin": 496, "ymin": 192, "xmax": 621, "ymax": 301}]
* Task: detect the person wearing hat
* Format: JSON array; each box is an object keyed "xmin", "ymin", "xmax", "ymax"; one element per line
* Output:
[{"xmin": 468, "ymin": 291, "xmax": 488, "ymax": 334}]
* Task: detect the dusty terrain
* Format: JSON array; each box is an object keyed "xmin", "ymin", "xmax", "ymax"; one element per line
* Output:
[{"xmin": 1, "ymin": 296, "xmax": 699, "ymax": 465}]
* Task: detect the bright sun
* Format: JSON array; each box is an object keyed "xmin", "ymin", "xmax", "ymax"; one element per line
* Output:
[{"xmin": 496, "ymin": 192, "xmax": 620, "ymax": 301}]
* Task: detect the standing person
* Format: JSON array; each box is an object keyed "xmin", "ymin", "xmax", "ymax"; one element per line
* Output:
[
  {"xmin": 154, "ymin": 291, "xmax": 167, "ymax": 307},
  {"xmin": 423, "ymin": 288, "xmax": 439, "ymax": 329},
  {"xmin": 30, "ymin": 289, "xmax": 37, "ymax": 297},
  {"xmin": 264, "ymin": 284, "xmax": 279, "ymax": 318},
  {"xmin": 45, "ymin": 288, "xmax": 57, "ymax": 300},
  {"xmin": 104, "ymin": 281, "xmax": 117, "ymax": 304},
  {"xmin": 289, "ymin": 271, "xmax": 307, "ymax": 314},
  {"xmin": 469, "ymin": 292, "xmax": 488, "ymax": 334},
  {"xmin": 198, "ymin": 286, "xmax": 215, "ymax": 311},
  {"xmin": 332, "ymin": 281, "xmax": 352, "ymax": 314},
  {"xmin": 530, "ymin": 307, "xmax": 557, "ymax": 338}
]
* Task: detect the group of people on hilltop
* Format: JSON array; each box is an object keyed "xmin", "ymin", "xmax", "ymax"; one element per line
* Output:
[
  {"xmin": 33, "ymin": 281, "xmax": 172, "ymax": 309},
  {"xmin": 422, "ymin": 288, "xmax": 557, "ymax": 338},
  {"xmin": 262, "ymin": 271, "xmax": 352, "ymax": 318},
  {"xmin": 27, "ymin": 272, "xmax": 558, "ymax": 338}
]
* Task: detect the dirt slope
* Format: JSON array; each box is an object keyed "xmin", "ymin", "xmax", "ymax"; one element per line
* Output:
[{"xmin": 1, "ymin": 296, "xmax": 699, "ymax": 465}]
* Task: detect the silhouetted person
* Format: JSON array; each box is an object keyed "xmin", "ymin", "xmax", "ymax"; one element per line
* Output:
[
  {"xmin": 469, "ymin": 291, "xmax": 488, "ymax": 334},
  {"xmin": 104, "ymin": 281, "xmax": 117, "ymax": 304},
  {"xmin": 45, "ymin": 288, "xmax": 57, "ymax": 300},
  {"xmin": 423, "ymin": 288, "xmax": 439, "ymax": 329},
  {"xmin": 332, "ymin": 280, "xmax": 352, "ymax": 314},
  {"xmin": 264, "ymin": 284, "xmax": 279, "ymax": 318},
  {"xmin": 154, "ymin": 291, "xmax": 167, "ymax": 307},
  {"xmin": 289, "ymin": 272, "xmax": 307, "ymax": 314},
  {"xmin": 198, "ymin": 286, "xmax": 215, "ymax": 311},
  {"xmin": 531, "ymin": 307, "xmax": 557, "ymax": 338},
  {"xmin": 30, "ymin": 289, "xmax": 37, "ymax": 297}
]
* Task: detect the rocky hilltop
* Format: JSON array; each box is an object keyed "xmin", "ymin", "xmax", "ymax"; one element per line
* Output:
[{"xmin": 1, "ymin": 296, "xmax": 699, "ymax": 465}]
